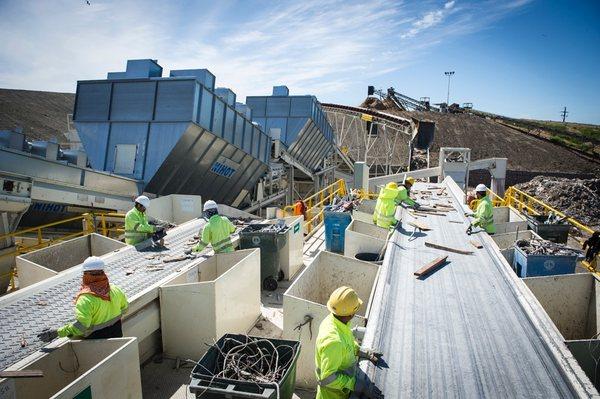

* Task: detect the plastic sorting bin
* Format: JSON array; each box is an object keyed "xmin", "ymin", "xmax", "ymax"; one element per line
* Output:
[
  {"xmin": 527, "ymin": 215, "xmax": 571, "ymax": 244},
  {"xmin": 239, "ymin": 224, "xmax": 289, "ymax": 291},
  {"xmin": 189, "ymin": 334, "xmax": 301, "ymax": 399},
  {"xmin": 324, "ymin": 209, "xmax": 352, "ymax": 254},
  {"xmin": 513, "ymin": 245, "xmax": 578, "ymax": 277}
]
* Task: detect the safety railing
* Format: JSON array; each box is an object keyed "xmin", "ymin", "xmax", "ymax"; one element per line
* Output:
[
  {"xmin": 283, "ymin": 179, "xmax": 348, "ymax": 236},
  {"xmin": 503, "ymin": 186, "xmax": 594, "ymax": 235}
]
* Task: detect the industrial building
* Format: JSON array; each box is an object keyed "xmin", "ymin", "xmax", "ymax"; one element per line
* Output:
[{"xmin": 0, "ymin": 58, "xmax": 599, "ymax": 399}]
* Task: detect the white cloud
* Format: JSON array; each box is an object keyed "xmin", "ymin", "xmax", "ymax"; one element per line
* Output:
[{"xmin": 0, "ymin": 0, "xmax": 534, "ymax": 103}]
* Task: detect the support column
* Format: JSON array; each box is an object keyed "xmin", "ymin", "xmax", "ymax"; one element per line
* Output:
[
  {"xmin": 490, "ymin": 158, "xmax": 508, "ymax": 197},
  {"xmin": 354, "ymin": 162, "xmax": 369, "ymax": 191}
]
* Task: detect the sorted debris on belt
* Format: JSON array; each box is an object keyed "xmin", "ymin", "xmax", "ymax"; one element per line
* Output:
[
  {"xmin": 414, "ymin": 256, "xmax": 449, "ymax": 277},
  {"xmin": 515, "ymin": 239, "xmax": 583, "ymax": 256},
  {"xmin": 408, "ymin": 221, "xmax": 431, "ymax": 231},
  {"xmin": 425, "ymin": 241, "xmax": 473, "ymax": 255},
  {"xmin": 205, "ymin": 335, "xmax": 297, "ymax": 384},
  {"xmin": 470, "ymin": 240, "xmax": 483, "ymax": 249}
]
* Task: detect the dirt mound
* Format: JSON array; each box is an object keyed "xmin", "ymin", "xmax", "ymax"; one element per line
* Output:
[
  {"xmin": 515, "ymin": 176, "xmax": 600, "ymax": 230},
  {"xmin": 0, "ymin": 88, "xmax": 75, "ymax": 141},
  {"xmin": 359, "ymin": 97, "xmax": 387, "ymax": 110},
  {"xmin": 359, "ymin": 97, "xmax": 599, "ymax": 174}
]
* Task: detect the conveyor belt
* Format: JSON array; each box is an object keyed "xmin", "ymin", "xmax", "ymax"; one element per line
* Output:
[
  {"xmin": 0, "ymin": 219, "xmax": 208, "ymax": 371},
  {"xmin": 357, "ymin": 180, "xmax": 597, "ymax": 398}
]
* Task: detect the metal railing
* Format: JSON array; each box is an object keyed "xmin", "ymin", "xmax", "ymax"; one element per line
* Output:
[{"xmin": 283, "ymin": 179, "xmax": 348, "ymax": 236}]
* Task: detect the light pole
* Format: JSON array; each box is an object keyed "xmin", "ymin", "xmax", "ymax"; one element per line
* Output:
[{"xmin": 444, "ymin": 71, "xmax": 455, "ymax": 105}]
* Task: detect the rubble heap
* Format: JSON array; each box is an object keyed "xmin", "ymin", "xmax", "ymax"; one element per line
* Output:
[
  {"xmin": 515, "ymin": 176, "xmax": 600, "ymax": 230},
  {"xmin": 515, "ymin": 238, "xmax": 583, "ymax": 257}
]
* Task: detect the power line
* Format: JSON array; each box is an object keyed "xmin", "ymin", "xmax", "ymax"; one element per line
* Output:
[{"xmin": 560, "ymin": 106, "xmax": 569, "ymax": 123}]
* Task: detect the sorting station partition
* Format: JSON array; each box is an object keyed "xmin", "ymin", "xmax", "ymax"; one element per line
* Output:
[
  {"xmin": 283, "ymin": 251, "xmax": 379, "ymax": 388},
  {"xmin": 159, "ymin": 249, "xmax": 261, "ymax": 361},
  {"xmin": 146, "ymin": 194, "xmax": 203, "ymax": 225},
  {"xmin": 492, "ymin": 206, "xmax": 528, "ymax": 234},
  {"xmin": 16, "ymin": 233, "xmax": 126, "ymax": 288},
  {"xmin": 343, "ymin": 220, "xmax": 388, "ymax": 260},
  {"xmin": 524, "ymin": 273, "xmax": 600, "ymax": 390},
  {"xmin": 0, "ymin": 338, "xmax": 141, "ymax": 399},
  {"xmin": 351, "ymin": 200, "xmax": 377, "ymax": 225}
]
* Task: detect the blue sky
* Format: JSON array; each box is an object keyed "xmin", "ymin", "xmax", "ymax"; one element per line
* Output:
[{"xmin": 0, "ymin": 0, "xmax": 598, "ymax": 124}]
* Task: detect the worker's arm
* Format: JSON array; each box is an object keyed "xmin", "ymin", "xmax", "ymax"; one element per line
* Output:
[
  {"xmin": 471, "ymin": 202, "xmax": 485, "ymax": 227},
  {"xmin": 396, "ymin": 188, "xmax": 416, "ymax": 207},
  {"xmin": 113, "ymin": 285, "xmax": 129, "ymax": 313},
  {"xmin": 57, "ymin": 296, "xmax": 95, "ymax": 337},
  {"xmin": 227, "ymin": 218, "xmax": 236, "ymax": 234},
  {"xmin": 193, "ymin": 226, "xmax": 211, "ymax": 252},
  {"xmin": 583, "ymin": 239, "xmax": 590, "ymax": 250},
  {"xmin": 135, "ymin": 213, "xmax": 156, "ymax": 234},
  {"xmin": 318, "ymin": 341, "xmax": 356, "ymax": 392}
]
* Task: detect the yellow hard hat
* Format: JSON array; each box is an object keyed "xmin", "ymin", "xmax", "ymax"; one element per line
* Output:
[
  {"xmin": 327, "ymin": 286, "xmax": 363, "ymax": 316},
  {"xmin": 405, "ymin": 176, "xmax": 416, "ymax": 186},
  {"xmin": 385, "ymin": 182, "xmax": 398, "ymax": 190}
]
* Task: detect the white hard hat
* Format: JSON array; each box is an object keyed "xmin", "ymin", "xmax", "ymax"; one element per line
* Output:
[
  {"xmin": 82, "ymin": 256, "xmax": 105, "ymax": 272},
  {"xmin": 203, "ymin": 200, "xmax": 218, "ymax": 212},
  {"xmin": 475, "ymin": 184, "xmax": 488, "ymax": 193},
  {"xmin": 135, "ymin": 195, "xmax": 150, "ymax": 209}
]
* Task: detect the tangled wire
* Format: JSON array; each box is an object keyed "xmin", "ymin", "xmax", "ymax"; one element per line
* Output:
[{"xmin": 195, "ymin": 335, "xmax": 297, "ymax": 390}]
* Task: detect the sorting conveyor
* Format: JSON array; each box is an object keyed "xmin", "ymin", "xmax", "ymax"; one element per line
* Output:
[
  {"xmin": 357, "ymin": 178, "xmax": 598, "ymax": 398},
  {"xmin": 0, "ymin": 218, "xmax": 210, "ymax": 371}
]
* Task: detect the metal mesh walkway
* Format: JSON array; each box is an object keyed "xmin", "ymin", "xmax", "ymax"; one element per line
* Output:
[{"xmin": 0, "ymin": 219, "xmax": 206, "ymax": 371}]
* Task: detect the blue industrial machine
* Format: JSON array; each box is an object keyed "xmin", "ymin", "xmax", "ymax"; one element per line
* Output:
[
  {"xmin": 73, "ymin": 59, "xmax": 271, "ymax": 206},
  {"xmin": 246, "ymin": 86, "xmax": 334, "ymax": 174}
]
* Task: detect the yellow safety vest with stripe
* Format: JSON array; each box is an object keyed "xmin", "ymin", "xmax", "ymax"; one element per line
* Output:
[
  {"xmin": 472, "ymin": 195, "xmax": 496, "ymax": 234},
  {"xmin": 124, "ymin": 207, "xmax": 155, "ymax": 245},
  {"xmin": 395, "ymin": 185, "xmax": 416, "ymax": 206},
  {"xmin": 315, "ymin": 314, "xmax": 359, "ymax": 399},
  {"xmin": 58, "ymin": 285, "xmax": 128, "ymax": 338},
  {"xmin": 373, "ymin": 186, "xmax": 399, "ymax": 229},
  {"xmin": 193, "ymin": 215, "xmax": 236, "ymax": 254}
]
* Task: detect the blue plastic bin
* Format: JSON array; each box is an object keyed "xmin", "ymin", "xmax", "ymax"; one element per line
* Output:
[
  {"xmin": 513, "ymin": 246, "xmax": 578, "ymax": 278},
  {"xmin": 324, "ymin": 209, "xmax": 352, "ymax": 254}
]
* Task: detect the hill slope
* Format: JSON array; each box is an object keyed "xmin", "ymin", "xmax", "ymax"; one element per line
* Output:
[{"xmin": 0, "ymin": 88, "xmax": 75, "ymax": 141}]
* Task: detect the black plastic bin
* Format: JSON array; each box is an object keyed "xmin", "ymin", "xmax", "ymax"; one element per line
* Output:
[
  {"xmin": 239, "ymin": 224, "xmax": 289, "ymax": 291},
  {"xmin": 527, "ymin": 215, "xmax": 571, "ymax": 244},
  {"xmin": 189, "ymin": 334, "xmax": 301, "ymax": 399}
]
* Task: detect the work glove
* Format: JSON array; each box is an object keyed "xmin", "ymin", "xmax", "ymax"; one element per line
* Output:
[
  {"xmin": 354, "ymin": 379, "xmax": 384, "ymax": 399},
  {"xmin": 466, "ymin": 225, "xmax": 473, "ymax": 235},
  {"xmin": 183, "ymin": 248, "xmax": 192, "ymax": 255},
  {"xmin": 37, "ymin": 328, "xmax": 58, "ymax": 343},
  {"xmin": 359, "ymin": 349, "xmax": 383, "ymax": 365},
  {"xmin": 412, "ymin": 203, "xmax": 421, "ymax": 210}
]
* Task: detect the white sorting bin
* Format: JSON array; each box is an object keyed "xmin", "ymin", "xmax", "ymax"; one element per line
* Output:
[
  {"xmin": 0, "ymin": 338, "xmax": 141, "ymax": 399},
  {"xmin": 16, "ymin": 234, "xmax": 126, "ymax": 288},
  {"xmin": 283, "ymin": 251, "xmax": 379, "ymax": 388},
  {"xmin": 352, "ymin": 200, "xmax": 377, "ymax": 225},
  {"xmin": 159, "ymin": 249, "xmax": 261, "ymax": 360},
  {"xmin": 492, "ymin": 206, "xmax": 528, "ymax": 234},
  {"xmin": 344, "ymin": 220, "xmax": 388, "ymax": 260}
]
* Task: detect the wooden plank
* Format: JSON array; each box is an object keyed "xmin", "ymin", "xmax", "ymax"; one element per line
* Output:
[
  {"xmin": 408, "ymin": 221, "xmax": 431, "ymax": 231},
  {"xmin": 449, "ymin": 220, "xmax": 463, "ymax": 224},
  {"xmin": 470, "ymin": 240, "xmax": 483, "ymax": 249},
  {"xmin": 425, "ymin": 241, "xmax": 473, "ymax": 255},
  {"xmin": 413, "ymin": 211, "xmax": 446, "ymax": 217},
  {"xmin": 0, "ymin": 370, "xmax": 44, "ymax": 378},
  {"xmin": 414, "ymin": 256, "xmax": 449, "ymax": 277}
]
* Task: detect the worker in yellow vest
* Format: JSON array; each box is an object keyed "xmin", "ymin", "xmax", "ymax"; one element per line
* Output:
[
  {"xmin": 315, "ymin": 286, "xmax": 383, "ymax": 399},
  {"xmin": 396, "ymin": 176, "xmax": 420, "ymax": 209},
  {"xmin": 373, "ymin": 182, "xmax": 400, "ymax": 229},
  {"xmin": 466, "ymin": 184, "xmax": 496, "ymax": 234},
  {"xmin": 187, "ymin": 200, "xmax": 236, "ymax": 254},
  {"xmin": 37, "ymin": 257, "xmax": 128, "ymax": 342}
]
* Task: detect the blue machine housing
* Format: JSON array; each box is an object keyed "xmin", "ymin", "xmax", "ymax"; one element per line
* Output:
[
  {"xmin": 73, "ymin": 59, "xmax": 270, "ymax": 206},
  {"xmin": 246, "ymin": 86, "xmax": 334, "ymax": 173}
]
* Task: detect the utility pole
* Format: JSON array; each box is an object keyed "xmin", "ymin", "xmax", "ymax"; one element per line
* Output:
[
  {"xmin": 444, "ymin": 71, "xmax": 455, "ymax": 105},
  {"xmin": 560, "ymin": 106, "xmax": 568, "ymax": 122}
]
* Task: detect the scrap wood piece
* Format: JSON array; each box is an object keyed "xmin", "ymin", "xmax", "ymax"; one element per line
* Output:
[
  {"xmin": 470, "ymin": 240, "xmax": 483, "ymax": 249},
  {"xmin": 414, "ymin": 211, "xmax": 446, "ymax": 217},
  {"xmin": 425, "ymin": 241, "xmax": 473, "ymax": 255},
  {"xmin": 162, "ymin": 254, "xmax": 188, "ymax": 263},
  {"xmin": 449, "ymin": 220, "xmax": 464, "ymax": 224},
  {"xmin": 414, "ymin": 256, "xmax": 449, "ymax": 277},
  {"xmin": 0, "ymin": 370, "xmax": 44, "ymax": 378},
  {"xmin": 408, "ymin": 221, "xmax": 431, "ymax": 231}
]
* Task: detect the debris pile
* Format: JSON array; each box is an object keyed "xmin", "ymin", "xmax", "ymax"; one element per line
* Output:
[
  {"xmin": 515, "ymin": 176, "xmax": 600, "ymax": 230},
  {"xmin": 515, "ymin": 238, "xmax": 583, "ymax": 257},
  {"xmin": 205, "ymin": 336, "xmax": 296, "ymax": 384}
]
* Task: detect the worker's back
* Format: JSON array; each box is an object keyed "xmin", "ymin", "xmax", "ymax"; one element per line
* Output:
[
  {"xmin": 474, "ymin": 196, "xmax": 495, "ymax": 234},
  {"xmin": 315, "ymin": 314, "xmax": 358, "ymax": 399},
  {"xmin": 203, "ymin": 215, "xmax": 236, "ymax": 253},
  {"xmin": 373, "ymin": 185, "xmax": 399, "ymax": 229}
]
